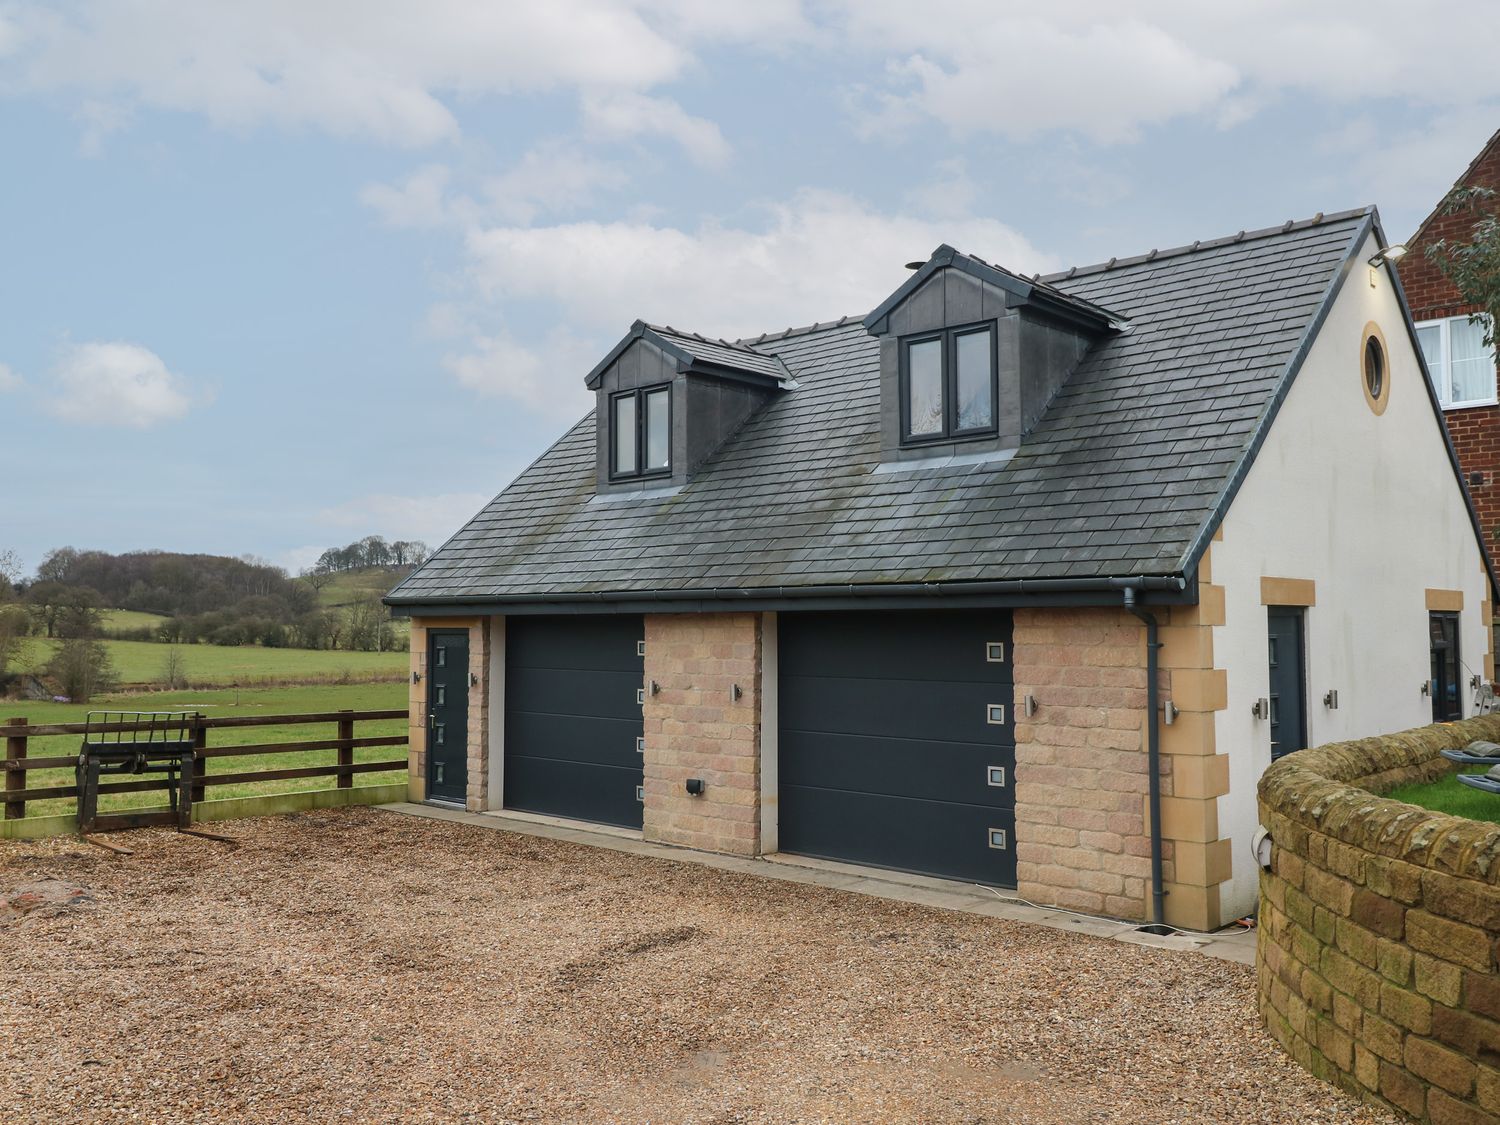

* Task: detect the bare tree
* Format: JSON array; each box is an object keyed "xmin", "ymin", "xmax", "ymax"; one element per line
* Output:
[{"xmin": 161, "ymin": 646, "xmax": 187, "ymax": 690}]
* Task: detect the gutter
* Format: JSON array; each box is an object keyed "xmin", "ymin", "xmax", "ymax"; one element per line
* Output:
[
  {"xmin": 386, "ymin": 573, "xmax": 1188, "ymax": 610},
  {"xmin": 1122, "ymin": 586, "xmax": 1169, "ymax": 932}
]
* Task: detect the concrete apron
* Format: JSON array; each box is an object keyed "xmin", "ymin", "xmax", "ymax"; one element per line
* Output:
[{"xmin": 381, "ymin": 801, "xmax": 1257, "ymax": 967}]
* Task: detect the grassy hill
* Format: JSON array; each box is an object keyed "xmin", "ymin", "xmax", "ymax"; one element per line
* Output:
[{"xmin": 313, "ymin": 566, "xmax": 409, "ymax": 609}]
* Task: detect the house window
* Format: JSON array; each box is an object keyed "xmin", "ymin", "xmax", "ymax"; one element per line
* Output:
[
  {"xmin": 1415, "ymin": 315, "xmax": 1497, "ymax": 409},
  {"xmin": 610, "ymin": 385, "xmax": 671, "ymax": 479},
  {"xmin": 900, "ymin": 323, "xmax": 997, "ymax": 443}
]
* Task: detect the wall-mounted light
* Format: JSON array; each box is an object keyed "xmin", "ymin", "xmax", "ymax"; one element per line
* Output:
[
  {"xmin": 1252, "ymin": 826, "xmax": 1274, "ymax": 871},
  {"xmin": 1421, "ymin": 681, "xmax": 1431, "ymax": 697},
  {"xmin": 1162, "ymin": 700, "xmax": 1178, "ymax": 725},
  {"xmin": 731, "ymin": 683, "xmax": 742, "ymax": 701},
  {"xmin": 1368, "ymin": 244, "xmax": 1407, "ymax": 268},
  {"xmin": 1251, "ymin": 698, "xmax": 1270, "ymax": 720},
  {"xmin": 1022, "ymin": 694, "xmax": 1038, "ymax": 718},
  {"xmin": 685, "ymin": 778, "xmax": 706, "ymax": 796},
  {"xmin": 411, "ymin": 671, "xmax": 421, "ymax": 684},
  {"xmin": 469, "ymin": 672, "xmax": 479, "ymax": 687},
  {"xmin": 1323, "ymin": 689, "xmax": 1339, "ymax": 710}
]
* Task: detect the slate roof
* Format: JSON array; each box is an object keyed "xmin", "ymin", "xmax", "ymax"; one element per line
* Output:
[
  {"xmin": 389, "ymin": 207, "xmax": 1373, "ymax": 605},
  {"xmin": 648, "ymin": 325, "xmax": 792, "ymax": 381}
]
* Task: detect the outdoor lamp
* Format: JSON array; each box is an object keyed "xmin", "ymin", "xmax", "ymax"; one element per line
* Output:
[{"xmin": 1367, "ymin": 243, "xmax": 1407, "ymax": 267}]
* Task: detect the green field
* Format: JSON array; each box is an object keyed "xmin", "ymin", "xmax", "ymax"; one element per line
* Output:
[
  {"xmin": 14, "ymin": 636, "xmax": 407, "ymax": 685},
  {"xmin": 3, "ymin": 681, "xmax": 409, "ymax": 819},
  {"xmin": 100, "ymin": 608, "xmax": 170, "ymax": 634},
  {"xmin": 1387, "ymin": 767, "xmax": 1500, "ymax": 825}
]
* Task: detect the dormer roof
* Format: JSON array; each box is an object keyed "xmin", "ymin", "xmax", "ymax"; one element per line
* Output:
[
  {"xmin": 863, "ymin": 243, "xmax": 1128, "ymax": 336},
  {"xmin": 584, "ymin": 320, "xmax": 794, "ymax": 390}
]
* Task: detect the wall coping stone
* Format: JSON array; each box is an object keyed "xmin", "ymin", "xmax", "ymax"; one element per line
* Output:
[{"xmin": 1259, "ymin": 714, "xmax": 1500, "ymax": 885}]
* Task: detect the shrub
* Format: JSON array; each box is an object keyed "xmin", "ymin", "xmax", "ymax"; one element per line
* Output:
[{"xmin": 47, "ymin": 639, "xmax": 116, "ymax": 702}]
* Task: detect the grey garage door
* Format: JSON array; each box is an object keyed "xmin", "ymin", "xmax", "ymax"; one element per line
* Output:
[
  {"xmin": 778, "ymin": 609, "xmax": 1016, "ymax": 886},
  {"xmin": 503, "ymin": 615, "xmax": 644, "ymax": 829}
]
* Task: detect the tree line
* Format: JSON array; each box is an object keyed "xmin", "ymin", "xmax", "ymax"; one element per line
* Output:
[
  {"xmin": 308, "ymin": 536, "xmax": 429, "ymax": 579},
  {"xmin": 0, "ymin": 542, "xmax": 419, "ymax": 698}
]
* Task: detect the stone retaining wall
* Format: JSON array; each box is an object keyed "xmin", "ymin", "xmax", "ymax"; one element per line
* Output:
[{"xmin": 1257, "ymin": 714, "xmax": 1500, "ymax": 1122}]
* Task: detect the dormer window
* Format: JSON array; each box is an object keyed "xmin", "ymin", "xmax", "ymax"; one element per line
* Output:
[
  {"xmin": 611, "ymin": 384, "xmax": 672, "ymax": 480},
  {"xmin": 901, "ymin": 322, "xmax": 997, "ymax": 444}
]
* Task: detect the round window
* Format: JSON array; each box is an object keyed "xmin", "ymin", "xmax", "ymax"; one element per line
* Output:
[
  {"xmin": 1361, "ymin": 322, "xmax": 1390, "ymax": 415},
  {"xmin": 1364, "ymin": 336, "xmax": 1384, "ymax": 399}
]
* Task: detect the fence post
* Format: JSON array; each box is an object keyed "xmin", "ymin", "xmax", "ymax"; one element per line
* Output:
[
  {"xmin": 337, "ymin": 710, "xmax": 355, "ymax": 789},
  {"xmin": 4, "ymin": 718, "xmax": 27, "ymax": 821},
  {"xmin": 191, "ymin": 717, "xmax": 207, "ymax": 807}
]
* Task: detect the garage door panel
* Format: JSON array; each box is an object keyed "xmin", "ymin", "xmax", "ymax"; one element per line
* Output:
[
  {"xmin": 780, "ymin": 785, "xmax": 1015, "ymax": 886},
  {"xmin": 504, "ymin": 712, "xmax": 642, "ymax": 771},
  {"xmin": 778, "ymin": 609, "xmax": 1016, "ymax": 886},
  {"xmin": 504, "ymin": 756, "xmax": 642, "ymax": 828},
  {"xmin": 504, "ymin": 615, "xmax": 643, "ymax": 830},
  {"xmin": 506, "ymin": 617, "xmax": 644, "ymax": 672},
  {"xmin": 506, "ymin": 666, "xmax": 644, "ymax": 722},
  {"xmin": 778, "ymin": 610, "xmax": 1013, "ymax": 684},
  {"xmin": 780, "ymin": 674, "xmax": 1011, "ymax": 744},
  {"xmin": 778, "ymin": 730, "xmax": 1013, "ymax": 809}
]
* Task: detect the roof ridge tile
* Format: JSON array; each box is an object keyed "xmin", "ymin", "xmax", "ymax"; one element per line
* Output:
[{"xmin": 1040, "ymin": 205, "xmax": 1370, "ymax": 283}]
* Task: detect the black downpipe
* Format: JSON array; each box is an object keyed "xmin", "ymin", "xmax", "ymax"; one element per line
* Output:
[{"xmin": 1122, "ymin": 587, "xmax": 1168, "ymax": 931}]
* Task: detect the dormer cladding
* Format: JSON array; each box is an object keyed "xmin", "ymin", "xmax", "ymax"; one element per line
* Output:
[{"xmin": 864, "ymin": 245, "xmax": 1119, "ymax": 463}]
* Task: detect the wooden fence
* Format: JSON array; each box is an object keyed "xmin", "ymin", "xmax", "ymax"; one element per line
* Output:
[{"xmin": 2, "ymin": 710, "xmax": 408, "ymax": 824}]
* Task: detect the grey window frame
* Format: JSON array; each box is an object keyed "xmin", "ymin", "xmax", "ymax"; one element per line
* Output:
[
  {"xmin": 609, "ymin": 383, "xmax": 672, "ymax": 481},
  {"xmin": 898, "ymin": 321, "xmax": 999, "ymax": 445}
]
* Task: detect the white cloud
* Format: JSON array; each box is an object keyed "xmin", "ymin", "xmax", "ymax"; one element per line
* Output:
[
  {"xmin": 363, "ymin": 144, "xmax": 630, "ymax": 230},
  {"xmin": 359, "ymin": 164, "xmax": 464, "ymax": 229},
  {"xmin": 442, "ymin": 328, "xmax": 599, "ymax": 418},
  {"xmin": 581, "ymin": 91, "xmax": 731, "ymax": 168},
  {"xmin": 0, "ymin": 0, "xmax": 814, "ymax": 151},
  {"xmin": 0, "ymin": 362, "xmax": 21, "ymax": 392},
  {"xmin": 1, "ymin": 0, "xmax": 694, "ymax": 147},
  {"xmin": 485, "ymin": 142, "xmax": 629, "ymax": 224},
  {"xmin": 461, "ymin": 188, "xmax": 1055, "ymax": 340},
  {"xmin": 1322, "ymin": 108, "xmax": 1500, "ymax": 222},
  {"xmin": 317, "ymin": 491, "xmax": 492, "ymax": 546},
  {"xmin": 829, "ymin": 2, "xmax": 1500, "ymax": 141},
  {"xmin": 46, "ymin": 341, "xmax": 196, "ymax": 428}
]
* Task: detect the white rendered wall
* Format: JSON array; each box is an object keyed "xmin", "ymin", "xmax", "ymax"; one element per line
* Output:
[{"xmin": 1213, "ymin": 231, "xmax": 1490, "ymax": 918}]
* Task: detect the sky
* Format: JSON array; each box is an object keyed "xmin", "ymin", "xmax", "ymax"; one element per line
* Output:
[{"xmin": 2, "ymin": 1, "xmax": 1499, "ymax": 577}]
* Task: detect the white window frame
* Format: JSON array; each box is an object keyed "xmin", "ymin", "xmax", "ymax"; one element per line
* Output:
[{"xmin": 1416, "ymin": 314, "xmax": 1499, "ymax": 410}]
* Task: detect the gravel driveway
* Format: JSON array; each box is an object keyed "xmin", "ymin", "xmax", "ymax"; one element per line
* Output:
[{"xmin": 2, "ymin": 807, "xmax": 1395, "ymax": 1124}]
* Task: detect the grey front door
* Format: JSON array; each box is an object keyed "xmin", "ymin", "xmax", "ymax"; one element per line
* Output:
[
  {"xmin": 426, "ymin": 630, "xmax": 469, "ymax": 802},
  {"xmin": 1267, "ymin": 608, "xmax": 1306, "ymax": 760}
]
